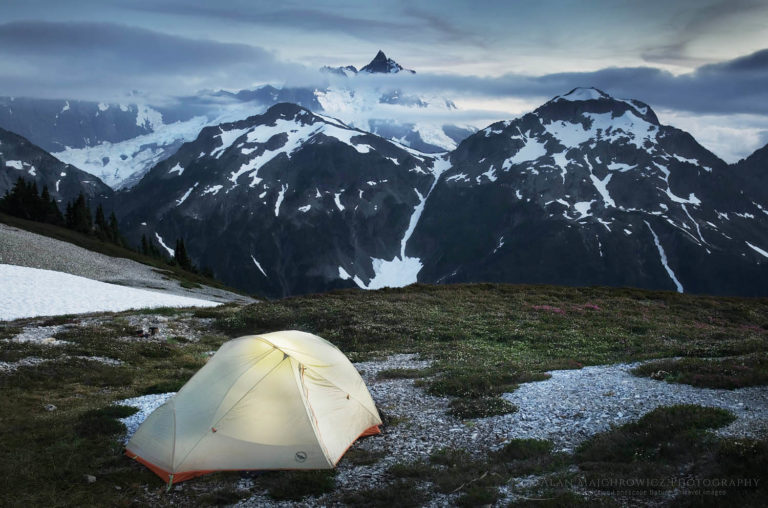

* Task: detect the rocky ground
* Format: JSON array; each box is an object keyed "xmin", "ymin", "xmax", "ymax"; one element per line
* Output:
[
  {"xmin": 109, "ymin": 348, "xmax": 768, "ymax": 507},
  {"xmin": 0, "ymin": 222, "xmax": 252, "ymax": 303},
  {"xmin": 2, "ymin": 283, "xmax": 766, "ymax": 506}
]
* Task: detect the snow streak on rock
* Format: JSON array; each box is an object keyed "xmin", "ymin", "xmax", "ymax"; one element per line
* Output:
[{"xmin": 645, "ymin": 221, "xmax": 684, "ymax": 293}]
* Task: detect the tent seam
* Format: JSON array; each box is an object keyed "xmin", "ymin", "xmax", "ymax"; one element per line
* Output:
[{"xmin": 173, "ymin": 354, "xmax": 288, "ymax": 472}]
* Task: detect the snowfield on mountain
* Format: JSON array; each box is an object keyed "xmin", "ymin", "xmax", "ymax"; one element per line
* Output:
[{"xmin": 0, "ymin": 264, "xmax": 219, "ymax": 321}]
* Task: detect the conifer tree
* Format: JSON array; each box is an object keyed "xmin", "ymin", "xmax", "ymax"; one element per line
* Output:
[
  {"xmin": 94, "ymin": 203, "xmax": 108, "ymax": 240},
  {"xmin": 108, "ymin": 212, "xmax": 120, "ymax": 245}
]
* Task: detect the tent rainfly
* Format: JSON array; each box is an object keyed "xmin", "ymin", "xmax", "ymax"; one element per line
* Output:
[{"xmin": 125, "ymin": 330, "xmax": 382, "ymax": 484}]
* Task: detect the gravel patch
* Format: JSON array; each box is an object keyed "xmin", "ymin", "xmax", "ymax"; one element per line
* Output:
[
  {"xmin": 118, "ymin": 314, "xmax": 215, "ymax": 343},
  {"xmin": 117, "ymin": 392, "xmax": 176, "ymax": 444},
  {"xmin": 109, "ymin": 353, "xmax": 767, "ymax": 506},
  {"xmin": 475, "ymin": 362, "xmax": 768, "ymax": 453},
  {"xmin": 236, "ymin": 356, "xmax": 768, "ymax": 506},
  {"xmin": 4, "ymin": 325, "xmax": 68, "ymax": 346},
  {"xmin": 0, "ymin": 222, "xmax": 253, "ymax": 304},
  {"xmin": 0, "ymin": 354, "xmax": 122, "ymax": 373},
  {"xmin": 0, "ymin": 356, "xmax": 50, "ymax": 373}
]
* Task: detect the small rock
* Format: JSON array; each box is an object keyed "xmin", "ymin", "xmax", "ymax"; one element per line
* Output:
[
  {"xmin": 84, "ymin": 474, "xmax": 96, "ymax": 484},
  {"xmin": 43, "ymin": 404, "xmax": 57, "ymax": 411}
]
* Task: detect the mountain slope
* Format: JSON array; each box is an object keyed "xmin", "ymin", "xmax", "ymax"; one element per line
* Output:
[
  {"xmin": 118, "ymin": 103, "xmax": 448, "ymax": 297},
  {"xmin": 409, "ymin": 88, "xmax": 768, "ymax": 296},
  {"xmin": 733, "ymin": 142, "xmax": 768, "ymax": 207},
  {"xmin": 0, "ymin": 127, "xmax": 112, "ymax": 206}
]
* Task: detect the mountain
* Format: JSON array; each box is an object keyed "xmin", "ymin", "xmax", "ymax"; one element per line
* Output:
[
  {"xmin": 0, "ymin": 95, "xmax": 214, "ymax": 189},
  {"xmin": 0, "ymin": 127, "xmax": 113, "ymax": 206},
  {"xmin": 315, "ymin": 51, "xmax": 471, "ymax": 152},
  {"xmin": 0, "ymin": 96, "xmax": 162, "ymax": 152},
  {"xmin": 408, "ymin": 88, "xmax": 768, "ymax": 296},
  {"xmin": 733, "ymin": 142, "xmax": 768, "ymax": 206},
  {"xmin": 117, "ymin": 103, "xmax": 448, "ymax": 297},
  {"xmin": 360, "ymin": 50, "xmax": 416, "ymax": 74},
  {"xmin": 0, "ymin": 52, "xmax": 474, "ymax": 189},
  {"xmin": 115, "ymin": 89, "xmax": 768, "ymax": 297}
]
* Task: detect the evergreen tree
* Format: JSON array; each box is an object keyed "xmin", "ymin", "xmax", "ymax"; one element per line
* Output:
[
  {"xmin": 140, "ymin": 234, "xmax": 149, "ymax": 255},
  {"xmin": 108, "ymin": 212, "xmax": 120, "ymax": 245},
  {"xmin": 94, "ymin": 203, "xmax": 108, "ymax": 240},
  {"xmin": 173, "ymin": 238, "xmax": 194, "ymax": 271},
  {"xmin": 67, "ymin": 193, "xmax": 92, "ymax": 234},
  {"xmin": 39, "ymin": 185, "xmax": 64, "ymax": 225}
]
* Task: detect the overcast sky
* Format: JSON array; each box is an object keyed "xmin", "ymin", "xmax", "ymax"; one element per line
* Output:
[{"xmin": 2, "ymin": 0, "xmax": 768, "ymax": 161}]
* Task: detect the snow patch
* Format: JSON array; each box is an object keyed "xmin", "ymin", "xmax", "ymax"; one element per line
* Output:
[
  {"xmin": 250, "ymin": 255, "xmax": 268, "ymax": 277},
  {"xmin": 746, "ymin": 242, "xmax": 768, "ymax": 259},
  {"xmin": 0, "ymin": 265, "xmax": 217, "ymax": 321},
  {"xmin": 176, "ymin": 184, "xmax": 197, "ymax": 206},
  {"xmin": 502, "ymin": 137, "xmax": 548, "ymax": 168},
  {"xmin": 154, "ymin": 233, "xmax": 174, "ymax": 257},
  {"xmin": 5, "ymin": 160, "xmax": 23, "ymax": 170},
  {"xmin": 211, "ymin": 126, "xmax": 250, "ymax": 159},
  {"xmin": 645, "ymin": 222, "xmax": 684, "ymax": 293},
  {"xmin": 168, "ymin": 163, "xmax": 184, "ymax": 175},
  {"xmin": 201, "ymin": 184, "xmax": 223, "ymax": 196},
  {"xmin": 334, "ymin": 192, "xmax": 345, "ymax": 211},
  {"xmin": 590, "ymin": 173, "xmax": 615, "ymax": 208},
  {"xmin": 274, "ymin": 184, "xmax": 288, "ymax": 217}
]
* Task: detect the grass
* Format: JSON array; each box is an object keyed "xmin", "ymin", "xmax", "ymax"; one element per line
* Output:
[
  {"xmin": 210, "ymin": 283, "xmax": 768, "ymax": 420},
  {"xmin": 632, "ymin": 354, "xmax": 768, "ymax": 389},
  {"xmin": 0, "ymin": 283, "xmax": 767, "ymax": 506},
  {"xmin": 259, "ymin": 470, "xmax": 336, "ymax": 500},
  {"xmin": 449, "ymin": 396, "xmax": 517, "ymax": 419},
  {"xmin": 377, "ymin": 367, "xmax": 432, "ymax": 379},
  {"xmin": 572, "ymin": 405, "xmax": 766, "ymax": 504}
]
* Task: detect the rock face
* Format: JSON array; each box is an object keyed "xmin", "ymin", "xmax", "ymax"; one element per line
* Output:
[
  {"xmin": 733, "ymin": 143, "xmax": 768, "ymax": 205},
  {"xmin": 0, "ymin": 127, "xmax": 113, "ymax": 207},
  {"xmin": 360, "ymin": 50, "xmax": 416, "ymax": 74},
  {"xmin": 117, "ymin": 103, "xmax": 447, "ymax": 297},
  {"xmin": 409, "ymin": 88, "xmax": 768, "ymax": 296}
]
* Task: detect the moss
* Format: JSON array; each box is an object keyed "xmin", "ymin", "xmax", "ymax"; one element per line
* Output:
[
  {"xmin": 75, "ymin": 405, "xmax": 137, "ymax": 438},
  {"xmin": 449, "ymin": 396, "xmax": 517, "ymax": 419},
  {"xmin": 260, "ymin": 470, "xmax": 336, "ymax": 500},
  {"xmin": 632, "ymin": 354, "xmax": 768, "ymax": 389}
]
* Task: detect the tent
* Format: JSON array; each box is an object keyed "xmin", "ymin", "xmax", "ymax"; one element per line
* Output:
[{"xmin": 125, "ymin": 330, "xmax": 382, "ymax": 484}]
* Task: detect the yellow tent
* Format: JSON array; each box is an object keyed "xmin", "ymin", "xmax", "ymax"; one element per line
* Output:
[{"xmin": 125, "ymin": 330, "xmax": 382, "ymax": 484}]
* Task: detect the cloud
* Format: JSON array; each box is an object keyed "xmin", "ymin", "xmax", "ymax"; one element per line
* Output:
[
  {"xmin": 639, "ymin": 0, "xmax": 768, "ymax": 67},
  {"xmin": 337, "ymin": 47, "xmax": 768, "ymax": 117},
  {"xmin": 0, "ymin": 21, "xmax": 317, "ymax": 101},
  {"xmin": 122, "ymin": 0, "xmax": 482, "ymax": 46}
]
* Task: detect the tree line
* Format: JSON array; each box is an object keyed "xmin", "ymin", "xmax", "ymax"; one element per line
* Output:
[{"xmin": 0, "ymin": 177, "xmax": 207, "ymax": 276}]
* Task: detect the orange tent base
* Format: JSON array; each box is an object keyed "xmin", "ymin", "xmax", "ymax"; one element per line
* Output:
[{"xmin": 126, "ymin": 424, "xmax": 382, "ymax": 485}]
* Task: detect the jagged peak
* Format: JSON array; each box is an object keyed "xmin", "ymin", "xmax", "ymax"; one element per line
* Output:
[{"xmin": 360, "ymin": 50, "xmax": 415, "ymax": 74}]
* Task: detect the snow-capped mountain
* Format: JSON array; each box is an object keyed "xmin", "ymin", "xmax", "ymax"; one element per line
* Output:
[
  {"xmin": 0, "ymin": 51, "xmax": 475, "ymax": 189},
  {"xmin": 360, "ymin": 50, "xmax": 416, "ymax": 74},
  {"xmin": 0, "ymin": 96, "xmax": 198, "ymax": 189},
  {"xmin": 0, "ymin": 127, "xmax": 113, "ymax": 206},
  {"xmin": 117, "ymin": 103, "xmax": 448, "ymax": 297},
  {"xmin": 115, "ymin": 89, "xmax": 768, "ymax": 297},
  {"xmin": 315, "ymin": 51, "xmax": 473, "ymax": 153},
  {"xmin": 408, "ymin": 87, "xmax": 768, "ymax": 296}
]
